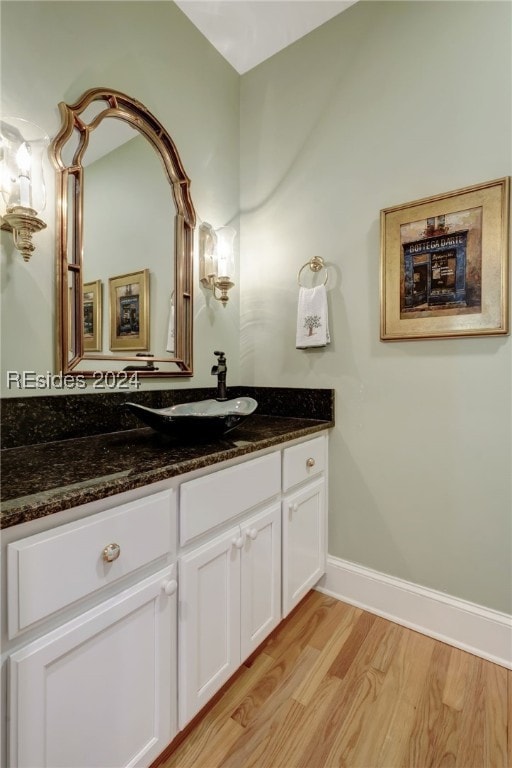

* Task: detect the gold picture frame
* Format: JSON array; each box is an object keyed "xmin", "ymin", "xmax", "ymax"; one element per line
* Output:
[
  {"xmin": 109, "ymin": 269, "xmax": 149, "ymax": 351},
  {"xmin": 83, "ymin": 280, "xmax": 102, "ymax": 352},
  {"xmin": 380, "ymin": 177, "xmax": 509, "ymax": 340}
]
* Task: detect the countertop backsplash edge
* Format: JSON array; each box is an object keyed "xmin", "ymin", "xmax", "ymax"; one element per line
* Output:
[{"xmin": 1, "ymin": 386, "xmax": 334, "ymax": 450}]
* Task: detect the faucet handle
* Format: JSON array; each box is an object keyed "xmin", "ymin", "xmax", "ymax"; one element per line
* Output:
[{"xmin": 214, "ymin": 350, "xmax": 226, "ymax": 360}]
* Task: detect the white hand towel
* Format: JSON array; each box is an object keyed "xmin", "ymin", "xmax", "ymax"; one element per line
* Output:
[
  {"xmin": 296, "ymin": 285, "xmax": 330, "ymax": 348},
  {"xmin": 166, "ymin": 293, "xmax": 175, "ymax": 354}
]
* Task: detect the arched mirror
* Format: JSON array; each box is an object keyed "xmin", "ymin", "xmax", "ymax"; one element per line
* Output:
[{"xmin": 50, "ymin": 88, "xmax": 195, "ymax": 377}]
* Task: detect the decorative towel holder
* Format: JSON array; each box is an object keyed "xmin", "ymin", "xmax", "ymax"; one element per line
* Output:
[{"xmin": 297, "ymin": 256, "xmax": 329, "ymax": 286}]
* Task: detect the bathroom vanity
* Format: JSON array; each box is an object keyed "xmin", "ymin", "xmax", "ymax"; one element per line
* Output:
[
  {"xmin": 0, "ymin": 77, "xmax": 337, "ymax": 767},
  {"xmin": 1, "ymin": 390, "xmax": 333, "ymax": 768}
]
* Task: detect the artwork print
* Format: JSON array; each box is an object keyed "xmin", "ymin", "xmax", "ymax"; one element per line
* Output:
[
  {"xmin": 82, "ymin": 280, "xmax": 102, "ymax": 352},
  {"xmin": 116, "ymin": 286, "xmax": 140, "ymax": 338},
  {"xmin": 109, "ymin": 269, "xmax": 149, "ymax": 351},
  {"xmin": 380, "ymin": 178, "xmax": 509, "ymax": 340},
  {"xmin": 400, "ymin": 207, "xmax": 483, "ymax": 320}
]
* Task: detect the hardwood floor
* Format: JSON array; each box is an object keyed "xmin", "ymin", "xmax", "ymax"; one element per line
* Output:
[{"xmin": 159, "ymin": 591, "xmax": 510, "ymax": 768}]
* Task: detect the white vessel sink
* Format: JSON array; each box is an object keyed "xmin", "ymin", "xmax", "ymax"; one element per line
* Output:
[{"xmin": 126, "ymin": 397, "xmax": 258, "ymax": 438}]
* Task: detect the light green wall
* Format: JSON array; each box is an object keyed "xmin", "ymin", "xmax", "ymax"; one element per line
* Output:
[
  {"xmin": 0, "ymin": 0, "xmax": 240, "ymax": 395},
  {"xmin": 240, "ymin": 1, "xmax": 512, "ymax": 613}
]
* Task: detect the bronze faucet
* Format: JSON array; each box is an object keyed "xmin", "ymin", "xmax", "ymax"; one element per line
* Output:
[{"xmin": 211, "ymin": 350, "xmax": 227, "ymax": 401}]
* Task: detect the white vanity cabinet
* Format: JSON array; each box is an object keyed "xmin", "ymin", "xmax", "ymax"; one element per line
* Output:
[
  {"xmin": 6, "ymin": 489, "xmax": 177, "ymax": 768},
  {"xmin": 282, "ymin": 434, "xmax": 328, "ymax": 616},
  {"xmin": 239, "ymin": 502, "xmax": 281, "ymax": 660},
  {"xmin": 178, "ymin": 524, "xmax": 242, "ymax": 726},
  {"xmin": 177, "ymin": 453, "xmax": 282, "ymax": 729},
  {"xmin": 4, "ymin": 430, "xmax": 329, "ymax": 768},
  {"xmin": 10, "ymin": 567, "xmax": 176, "ymax": 768}
]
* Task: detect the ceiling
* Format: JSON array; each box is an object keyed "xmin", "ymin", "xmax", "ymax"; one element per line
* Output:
[{"xmin": 174, "ymin": 1, "xmax": 358, "ymax": 74}]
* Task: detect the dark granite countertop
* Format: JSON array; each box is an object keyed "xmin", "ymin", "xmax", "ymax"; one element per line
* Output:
[{"xmin": 1, "ymin": 414, "xmax": 332, "ymax": 529}]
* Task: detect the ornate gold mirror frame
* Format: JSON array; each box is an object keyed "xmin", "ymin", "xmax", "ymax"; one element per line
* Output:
[{"xmin": 50, "ymin": 87, "xmax": 195, "ymax": 377}]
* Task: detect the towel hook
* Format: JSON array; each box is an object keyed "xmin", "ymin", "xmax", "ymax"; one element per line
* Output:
[{"xmin": 298, "ymin": 256, "xmax": 328, "ymax": 287}]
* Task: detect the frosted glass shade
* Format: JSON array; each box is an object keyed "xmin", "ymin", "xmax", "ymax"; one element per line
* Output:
[
  {"xmin": 0, "ymin": 117, "xmax": 49, "ymax": 213},
  {"xmin": 215, "ymin": 226, "xmax": 236, "ymax": 279}
]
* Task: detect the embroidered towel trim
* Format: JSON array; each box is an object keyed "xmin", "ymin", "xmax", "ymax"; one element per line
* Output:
[{"xmin": 296, "ymin": 285, "xmax": 330, "ymax": 348}]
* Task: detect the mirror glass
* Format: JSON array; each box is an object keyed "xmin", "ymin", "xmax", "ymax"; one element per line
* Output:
[{"xmin": 51, "ymin": 88, "xmax": 195, "ymax": 377}]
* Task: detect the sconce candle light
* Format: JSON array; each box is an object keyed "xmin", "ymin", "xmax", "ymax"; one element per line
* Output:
[
  {"xmin": 199, "ymin": 222, "xmax": 236, "ymax": 304},
  {"xmin": 0, "ymin": 117, "xmax": 49, "ymax": 262}
]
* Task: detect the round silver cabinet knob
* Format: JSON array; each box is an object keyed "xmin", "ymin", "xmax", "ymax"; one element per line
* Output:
[
  {"xmin": 306, "ymin": 457, "xmax": 315, "ymax": 468},
  {"xmin": 102, "ymin": 543, "xmax": 121, "ymax": 563}
]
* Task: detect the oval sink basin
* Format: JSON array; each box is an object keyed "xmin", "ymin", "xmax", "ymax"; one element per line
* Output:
[{"xmin": 126, "ymin": 397, "xmax": 258, "ymax": 438}]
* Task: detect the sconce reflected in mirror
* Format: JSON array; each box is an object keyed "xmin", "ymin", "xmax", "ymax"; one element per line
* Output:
[
  {"xmin": 0, "ymin": 117, "xmax": 49, "ymax": 262},
  {"xmin": 199, "ymin": 222, "xmax": 236, "ymax": 304}
]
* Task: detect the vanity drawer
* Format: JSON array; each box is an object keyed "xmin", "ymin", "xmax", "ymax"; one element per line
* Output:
[
  {"xmin": 282, "ymin": 435, "xmax": 326, "ymax": 492},
  {"xmin": 180, "ymin": 452, "xmax": 281, "ymax": 545},
  {"xmin": 8, "ymin": 489, "xmax": 175, "ymax": 638}
]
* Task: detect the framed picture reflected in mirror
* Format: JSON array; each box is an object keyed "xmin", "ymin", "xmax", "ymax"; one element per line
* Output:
[
  {"xmin": 109, "ymin": 269, "xmax": 149, "ymax": 351},
  {"xmin": 83, "ymin": 280, "xmax": 102, "ymax": 352}
]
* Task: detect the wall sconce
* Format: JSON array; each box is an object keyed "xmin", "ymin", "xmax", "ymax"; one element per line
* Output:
[
  {"xmin": 0, "ymin": 117, "xmax": 49, "ymax": 262},
  {"xmin": 199, "ymin": 222, "xmax": 236, "ymax": 304}
]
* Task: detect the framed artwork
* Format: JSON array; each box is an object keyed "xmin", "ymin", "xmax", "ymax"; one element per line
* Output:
[
  {"xmin": 109, "ymin": 269, "xmax": 149, "ymax": 351},
  {"xmin": 380, "ymin": 177, "xmax": 509, "ymax": 340},
  {"xmin": 83, "ymin": 280, "xmax": 102, "ymax": 352}
]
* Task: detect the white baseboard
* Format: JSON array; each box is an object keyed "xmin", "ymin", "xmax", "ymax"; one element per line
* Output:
[{"xmin": 316, "ymin": 556, "xmax": 512, "ymax": 669}]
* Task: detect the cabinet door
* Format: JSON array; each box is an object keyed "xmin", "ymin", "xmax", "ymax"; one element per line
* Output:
[
  {"xmin": 9, "ymin": 566, "xmax": 176, "ymax": 768},
  {"xmin": 240, "ymin": 502, "xmax": 281, "ymax": 661},
  {"xmin": 282, "ymin": 477, "xmax": 326, "ymax": 616},
  {"xmin": 178, "ymin": 527, "xmax": 241, "ymax": 729}
]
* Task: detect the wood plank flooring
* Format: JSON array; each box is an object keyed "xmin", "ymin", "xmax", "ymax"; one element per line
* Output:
[{"xmin": 158, "ymin": 591, "xmax": 510, "ymax": 768}]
